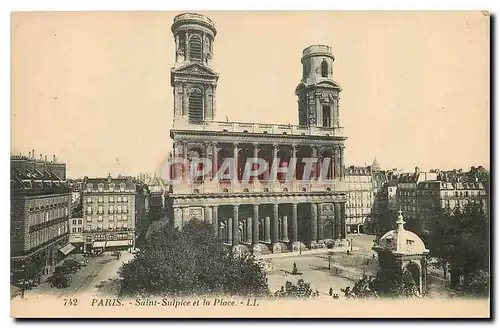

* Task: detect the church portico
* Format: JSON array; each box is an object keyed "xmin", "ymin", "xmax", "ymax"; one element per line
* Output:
[{"xmin": 170, "ymin": 193, "xmax": 347, "ymax": 253}]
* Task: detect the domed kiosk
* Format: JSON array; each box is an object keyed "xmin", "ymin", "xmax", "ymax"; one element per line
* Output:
[{"xmin": 373, "ymin": 210, "xmax": 430, "ymax": 295}]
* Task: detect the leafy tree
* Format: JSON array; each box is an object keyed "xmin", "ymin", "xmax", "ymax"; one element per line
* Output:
[
  {"xmin": 119, "ymin": 220, "xmax": 269, "ymax": 297},
  {"xmin": 428, "ymin": 203, "xmax": 489, "ymax": 293},
  {"xmin": 274, "ymin": 279, "xmax": 319, "ymax": 299}
]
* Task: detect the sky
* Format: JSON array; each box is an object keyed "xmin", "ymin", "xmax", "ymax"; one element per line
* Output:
[{"xmin": 11, "ymin": 11, "xmax": 490, "ymax": 178}]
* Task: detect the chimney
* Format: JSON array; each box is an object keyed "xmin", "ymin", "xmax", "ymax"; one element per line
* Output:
[
  {"xmin": 32, "ymin": 149, "xmax": 35, "ymax": 159},
  {"xmin": 28, "ymin": 150, "xmax": 31, "ymax": 158},
  {"xmin": 53, "ymin": 154, "xmax": 56, "ymax": 163},
  {"xmin": 414, "ymin": 166, "xmax": 420, "ymax": 175},
  {"xmin": 45, "ymin": 155, "xmax": 47, "ymax": 162},
  {"xmin": 39, "ymin": 154, "xmax": 43, "ymax": 161}
]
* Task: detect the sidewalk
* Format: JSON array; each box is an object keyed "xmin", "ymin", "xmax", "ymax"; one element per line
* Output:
[{"xmin": 256, "ymin": 246, "xmax": 360, "ymax": 260}]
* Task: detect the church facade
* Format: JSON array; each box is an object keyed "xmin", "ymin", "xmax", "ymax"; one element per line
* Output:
[{"xmin": 165, "ymin": 13, "xmax": 348, "ymax": 254}]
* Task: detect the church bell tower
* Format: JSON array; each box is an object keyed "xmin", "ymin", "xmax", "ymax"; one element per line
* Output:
[
  {"xmin": 295, "ymin": 45, "xmax": 342, "ymax": 128},
  {"xmin": 171, "ymin": 13, "xmax": 219, "ymax": 124}
]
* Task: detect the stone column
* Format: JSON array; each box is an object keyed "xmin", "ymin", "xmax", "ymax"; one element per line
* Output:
[
  {"xmin": 316, "ymin": 93, "xmax": 322, "ymax": 127},
  {"xmin": 228, "ymin": 218, "xmax": 233, "ymax": 245},
  {"xmin": 212, "ymin": 205, "xmax": 219, "ymax": 237},
  {"xmin": 335, "ymin": 146, "xmax": 341, "ymax": 180},
  {"xmin": 204, "ymin": 89, "xmax": 210, "ymax": 120},
  {"xmin": 183, "ymin": 141, "xmax": 189, "ymax": 179},
  {"xmin": 340, "ymin": 202, "xmax": 347, "ymax": 239},
  {"xmin": 311, "ymin": 146, "xmax": 318, "ymax": 180},
  {"xmin": 292, "ymin": 144, "xmax": 297, "ymax": 181},
  {"xmin": 246, "ymin": 217, "xmax": 252, "ymax": 244},
  {"xmin": 272, "ymin": 203, "xmax": 279, "ymax": 243},
  {"xmin": 310, "ymin": 203, "xmax": 318, "ymax": 245},
  {"xmin": 233, "ymin": 143, "xmax": 239, "ymax": 182},
  {"xmin": 291, "ymin": 203, "xmax": 298, "ymax": 242},
  {"xmin": 272, "ymin": 144, "xmax": 278, "ymax": 182},
  {"xmin": 173, "ymin": 207, "xmax": 182, "ymax": 229},
  {"xmin": 252, "ymin": 204, "xmax": 259, "ymax": 245},
  {"xmin": 264, "ymin": 216, "xmax": 271, "ymax": 243},
  {"xmin": 333, "ymin": 147, "xmax": 338, "ymax": 179},
  {"xmin": 317, "ymin": 204, "xmax": 324, "ymax": 240},
  {"xmin": 204, "ymin": 206, "xmax": 211, "ymax": 224},
  {"xmin": 340, "ymin": 146, "xmax": 345, "ymax": 180},
  {"xmin": 253, "ymin": 143, "xmax": 259, "ymax": 183},
  {"xmin": 182, "ymin": 84, "xmax": 189, "ymax": 116},
  {"xmin": 334, "ymin": 203, "xmax": 341, "ymax": 240},
  {"xmin": 282, "ymin": 215, "xmax": 289, "ymax": 242},
  {"xmin": 212, "ymin": 143, "xmax": 219, "ymax": 180},
  {"xmin": 232, "ymin": 205, "xmax": 239, "ymax": 246}
]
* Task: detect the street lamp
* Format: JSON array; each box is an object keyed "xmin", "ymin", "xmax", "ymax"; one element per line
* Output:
[{"xmin": 328, "ymin": 253, "xmax": 332, "ymax": 270}]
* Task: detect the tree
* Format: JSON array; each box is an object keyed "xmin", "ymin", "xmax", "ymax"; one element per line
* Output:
[
  {"xmin": 119, "ymin": 220, "xmax": 269, "ymax": 297},
  {"xmin": 274, "ymin": 279, "xmax": 319, "ymax": 299},
  {"xmin": 428, "ymin": 203, "xmax": 489, "ymax": 293}
]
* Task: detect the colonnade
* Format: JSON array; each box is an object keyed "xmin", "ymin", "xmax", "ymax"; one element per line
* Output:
[{"xmin": 172, "ymin": 141, "xmax": 345, "ymax": 182}]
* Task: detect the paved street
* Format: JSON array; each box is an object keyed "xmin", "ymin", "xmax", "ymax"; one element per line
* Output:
[
  {"xmin": 266, "ymin": 234, "xmax": 379, "ymax": 298},
  {"xmin": 21, "ymin": 251, "xmax": 134, "ymax": 300}
]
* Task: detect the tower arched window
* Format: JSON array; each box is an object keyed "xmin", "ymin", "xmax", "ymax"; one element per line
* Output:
[
  {"xmin": 321, "ymin": 60, "xmax": 329, "ymax": 78},
  {"xmin": 188, "ymin": 87, "xmax": 204, "ymax": 123},
  {"xmin": 189, "ymin": 35, "xmax": 202, "ymax": 61}
]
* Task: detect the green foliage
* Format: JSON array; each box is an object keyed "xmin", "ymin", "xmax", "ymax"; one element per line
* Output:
[
  {"xmin": 468, "ymin": 270, "xmax": 489, "ymax": 297},
  {"xmin": 119, "ymin": 220, "xmax": 269, "ymax": 297},
  {"xmin": 428, "ymin": 203, "xmax": 489, "ymax": 292},
  {"xmin": 341, "ymin": 252, "xmax": 419, "ymax": 299},
  {"xmin": 274, "ymin": 279, "xmax": 319, "ymax": 299}
]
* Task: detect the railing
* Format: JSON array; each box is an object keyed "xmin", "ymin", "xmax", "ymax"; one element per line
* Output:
[
  {"xmin": 172, "ymin": 179, "xmax": 348, "ymax": 195},
  {"xmin": 172, "ymin": 119, "xmax": 345, "ymax": 137}
]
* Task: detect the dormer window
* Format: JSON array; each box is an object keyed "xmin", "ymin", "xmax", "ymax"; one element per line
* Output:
[
  {"xmin": 87, "ymin": 183, "xmax": 93, "ymax": 192},
  {"xmin": 109, "ymin": 183, "xmax": 115, "ymax": 191},
  {"xmin": 120, "ymin": 183, "xmax": 126, "ymax": 192},
  {"xmin": 98, "ymin": 183, "xmax": 104, "ymax": 192}
]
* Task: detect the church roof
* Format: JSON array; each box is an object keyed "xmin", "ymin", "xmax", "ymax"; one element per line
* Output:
[{"xmin": 372, "ymin": 157, "xmax": 381, "ymax": 171}]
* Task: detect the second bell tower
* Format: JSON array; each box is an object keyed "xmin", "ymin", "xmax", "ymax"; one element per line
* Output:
[{"xmin": 171, "ymin": 13, "xmax": 219, "ymax": 124}]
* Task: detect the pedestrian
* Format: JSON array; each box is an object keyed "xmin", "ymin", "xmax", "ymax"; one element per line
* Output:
[{"xmin": 329, "ymin": 287, "xmax": 333, "ymax": 296}]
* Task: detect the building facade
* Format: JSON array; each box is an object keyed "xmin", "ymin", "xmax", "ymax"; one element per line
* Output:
[
  {"xmin": 81, "ymin": 176, "xmax": 137, "ymax": 253},
  {"xmin": 345, "ymin": 165, "xmax": 374, "ymax": 234},
  {"xmin": 166, "ymin": 13, "xmax": 348, "ymax": 254},
  {"xmin": 10, "ymin": 154, "xmax": 72, "ymax": 284},
  {"xmin": 417, "ymin": 180, "xmax": 488, "ymax": 232}
]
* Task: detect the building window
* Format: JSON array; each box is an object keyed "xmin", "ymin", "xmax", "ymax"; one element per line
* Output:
[
  {"xmin": 120, "ymin": 184, "xmax": 126, "ymax": 192},
  {"xmin": 71, "ymin": 227, "xmax": 76, "ymax": 233},
  {"xmin": 78, "ymin": 219, "xmax": 82, "ymax": 225},
  {"xmin": 322, "ymin": 106, "xmax": 331, "ymax": 127},
  {"xmin": 123, "ymin": 206, "xmax": 128, "ymax": 213},
  {"xmin": 123, "ymin": 223, "xmax": 128, "ymax": 229},
  {"xmin": 109, "ymin": 223, "xmax": 114, "ymax": 230},
  {"xmin": 87, "ymin": 183, "xmax": 93, "ymax": 192},
  {"xmin": 86, "ymin": 216, "xmax": 92, "ymax": 222},
  {"xmin": 86, "ymin": 225, "xmax": 91, "ymax": 231},
  {"xmin": 321, "ymin": 59, "xmax": 328, "ymax": 77},
  {"xmin": 77, "ymin": 227, "xmax": 82, "ymax": 232},
  {"xmin": 109, "ymin": 196, "xmax": 114, "ymax": 203},
  {"xmin": 109, "ymin": 206, "xmax": 114, "ymax": 214},
  {"xmin": 72, "ymin": 219, "xmax": 77, "ymax": 225},
  {"xmin": 97, "ymin": 223, "xmax": 103, "ymax": 231},
  {"xmin": 98, "ymin": 196, "xmax": 103, "ymax": 203},
  {"xmin": 98, "ymin": 206, "xmax": 103, "ymax": 214},
  {"xmin": 86, "ymin": 206, "xmax": 92, "ymax": 215},
  {"xmin": 117, "ymin": 205, "xmax": 122, "ymax": 214},
  {"xmin": 189, "ymin": 35, "xmax": 202, "ymax": 61},
  {"xmin": 98, "ymin": 216, "xmax": 103, "ymax": 222},
  {"xmin": 122, "ymin": 196, "xmax": 128, "ymax": 203},
  {"xmin": 188, "ymin": 88, "xmax": 204, "ymax": 123},
  {"xmin": 87, "ymin": 197, "xmax": 92, "ymax": 204},
  {"xmin": 98, "ymin": 184, "xmax": 104, "ymax": 192},
  {"xmin": 117, "ymin": 196, "xmax": 121, "ymax": 203},
  {"xmin": 109, "ymin": 183, "xmax": 115, "ymax": 191}
]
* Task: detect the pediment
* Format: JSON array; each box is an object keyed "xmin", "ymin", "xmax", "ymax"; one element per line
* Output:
[
  {"xmin": 316, "ymin": 79, "xmax": 342, "ymax": 90},
  {"xmin": 171, "ymin": 63, "xmax": 219, "ymax": 78}
]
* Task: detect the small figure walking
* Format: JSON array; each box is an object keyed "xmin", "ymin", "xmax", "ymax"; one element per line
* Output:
[{"xmin": 329, "ymin": 287, "xmax": 333, "ymax": 296}]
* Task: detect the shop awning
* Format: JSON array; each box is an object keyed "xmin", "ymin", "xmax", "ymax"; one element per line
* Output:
[
  {"xmin": 92, "ymin": 241, "xmax": 106, "ymax": 248},
  {"xmin": 59, "ymin": 243, "xmax": 75, "ymax": 255},
  {"xmin": 105, "ymin": 240, "xmax": 132, "ymax": 247}
]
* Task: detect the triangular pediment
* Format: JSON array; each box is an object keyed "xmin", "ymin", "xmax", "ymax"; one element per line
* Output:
[{"xmin": 171, "ymin": 63, "xmax": 219, "ymax": 78}]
